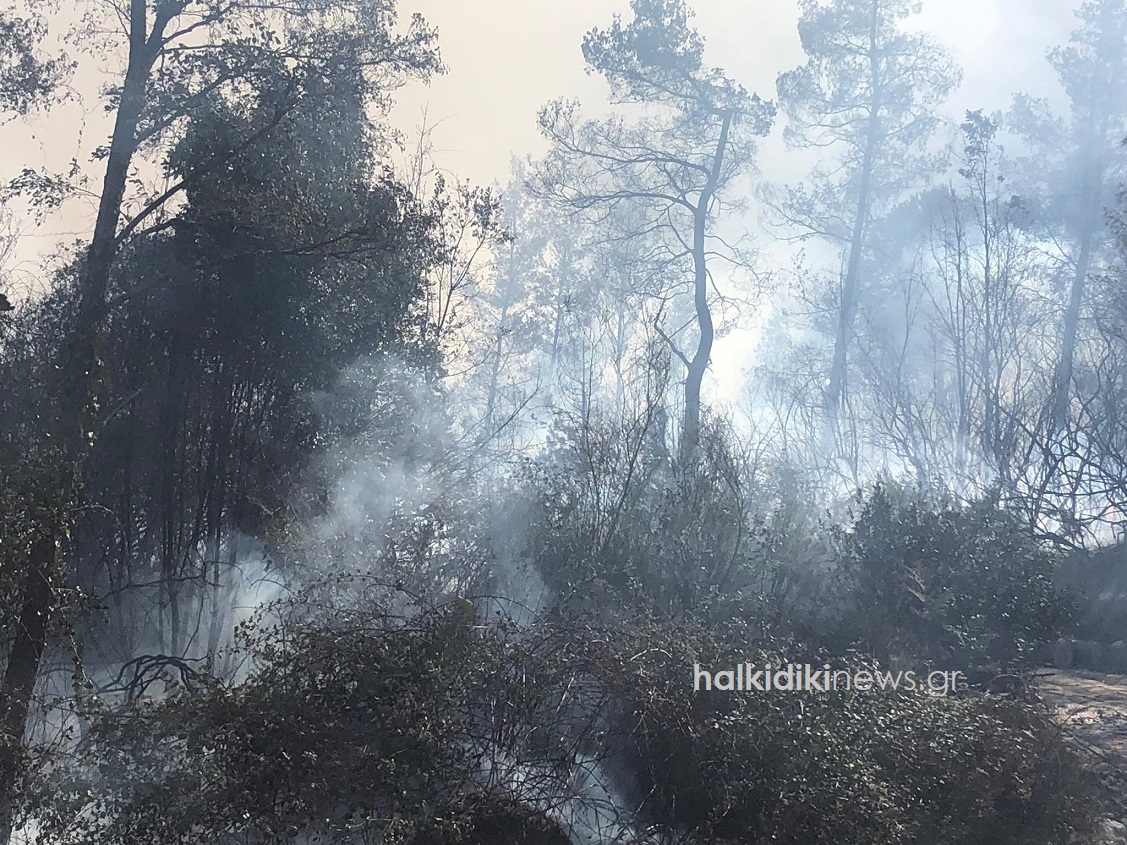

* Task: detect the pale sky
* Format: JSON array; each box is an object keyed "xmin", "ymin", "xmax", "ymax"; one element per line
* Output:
[
  {"xmin": 5, "ymin": 0, "xmax": 1074, "ymax": 262},
  {"xmin": 388, "ymin": 0, "xmax": 807, "ymax": 188},
  {"xmin": 3, "ymin": 0, "xmax": 1078, "ymax": 401},
  {"xmin": 382, "ymin": 0, "xmax": 1071, "ymax": 405},
  {"xmin": 388, "ymin": 0, "xmax": 1073, "ymax": 190}
]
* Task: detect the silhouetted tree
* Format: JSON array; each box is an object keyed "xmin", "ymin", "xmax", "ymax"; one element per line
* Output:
[{"xmin": 535, "ymin": 0, "xmax": 774, "ymax": 462}]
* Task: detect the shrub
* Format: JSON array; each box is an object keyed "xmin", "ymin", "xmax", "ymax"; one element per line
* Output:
[
  {"xmin": 575, "ymin": 617, "xmax": 1101, "ymax": 845},
  {"xmin": 835, "ymin": 484, "xmax": 1072, "ymax": 668},
  {"xmin": 25, "ymin": 607, "xmax": 1101, "ymax": 845}
]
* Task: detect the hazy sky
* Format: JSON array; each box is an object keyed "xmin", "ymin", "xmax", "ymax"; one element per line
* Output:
[
  {"xmin": 6, "ymin": 0, "xmax": 1076, "ymax": 261},
  {"xmin": 378, "ymin": 0, "xmax": 1077, "ymax": 404},
  {"xmin": 388, "ymin": 0, "xmax": 805, "ymax": 187},
  {"xmin": 2, "ymin": 0, "xmax": 1081, "ymax": 398},
  {"xmin": 389, "ymin": 0, "xmax": 1074, "ymax": 190}
]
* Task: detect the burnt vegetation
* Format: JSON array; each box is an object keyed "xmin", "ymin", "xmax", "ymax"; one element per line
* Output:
[{"xmin": 2, "ymin": 0, "xmax": 1127, "ymax": 842}]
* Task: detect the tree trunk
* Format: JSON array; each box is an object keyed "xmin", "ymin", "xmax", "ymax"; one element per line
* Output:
[
  {"xmin": 486, "ymin": 302, "xmax": 509, "ymax": 423},
  {"xmin": 70, "ymin": 0, "xmax": 162, "ymax": 406},
  {"xmin": 1052, "ymin": 229, "xmax": 1094, "ymax": 430},
  {"xmin": 1052, "ymin": 9, "xmax": 1126, "ymax": 429},
  {"xmin": 679, "ymin": 111, "xmax": 731, "ymax": 464},
  {"xmin": 825, "ymin": 0, "xmax": 883, "ymax": 416},
  {"xmin": 0, "ymin": 3, "xmax": 165, "ymax": 837},
  {"xmin": 0, "ymin": 535, "xmax": 56, "ymax": 843},
  {"xmin": 681, "ymin": 202, "xmax": 711, "ymax": 462}
]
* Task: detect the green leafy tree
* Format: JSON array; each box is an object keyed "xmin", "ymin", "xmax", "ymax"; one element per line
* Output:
[
  {"xmin": 1009, "ymin": 0, "xmax": 1127, "ymax": 429},
  {"xmin": 0, "ymin": 1, "xmax": 440, "ymax": 834},
  {"xmin": 535, "ymin": 0, "xmax": 774, "ymax": 462},
  {"xmin": 0, "ymin": 9, "xmax": 67, "ymax": 116},
  {"xmin": 770, "ymin": 0, "xmax": 959, "ymax": 421}
]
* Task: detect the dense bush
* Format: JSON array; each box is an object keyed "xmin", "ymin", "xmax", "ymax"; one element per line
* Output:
[
  {"xmin": 21, "ymin": 601, "xmax": 1101, "ymax": 845},
  {"xmin": 582, "ymin": 617, "xmax": 1100, "ymax": 845},
  {"xmin": 526, "ymin": 414, "xmax": 1072, "ymax": 672},
  {"xmin": 510, "ymin": 422, "xmax": 1095, "ymax": 844},
  {"xmin": 833, "ymin": 484, "xmax": 1073, "ymax": 669},
  {"xmin": 8, "ymin": 398, "xmax": 1094, "ymax": 845},
  {"xmin": 526, "ymin": 411, "xmax": 824, "ymax": 627},
  {"xmin": 23, "ymin": 606, "xmax": 541, "ymax": 844}
]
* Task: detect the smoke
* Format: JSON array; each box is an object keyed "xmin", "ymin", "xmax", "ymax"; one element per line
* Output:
[
  {"xmin": 477, "ymin": 490, "xmax": 552, "ymax": 624},
  {"xmin": 238, "ymin": 352, "xmax": 555, "ymax": 626}
]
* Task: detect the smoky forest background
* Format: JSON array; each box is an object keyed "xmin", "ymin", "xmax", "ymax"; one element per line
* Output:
[{"xmin": 3, "ymin": 0, "xmax": 1127, "ymax": 842}]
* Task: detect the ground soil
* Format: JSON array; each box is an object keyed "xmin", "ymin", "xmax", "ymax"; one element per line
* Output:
[{"xmin": 1037, "ymin": 669, "xmax": 1127, "ymax": 842}]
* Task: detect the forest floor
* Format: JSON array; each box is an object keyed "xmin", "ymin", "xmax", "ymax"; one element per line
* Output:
[{"xmin": 1036, "ymin": 669, "xmax": 1127, "ymax": 843}]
